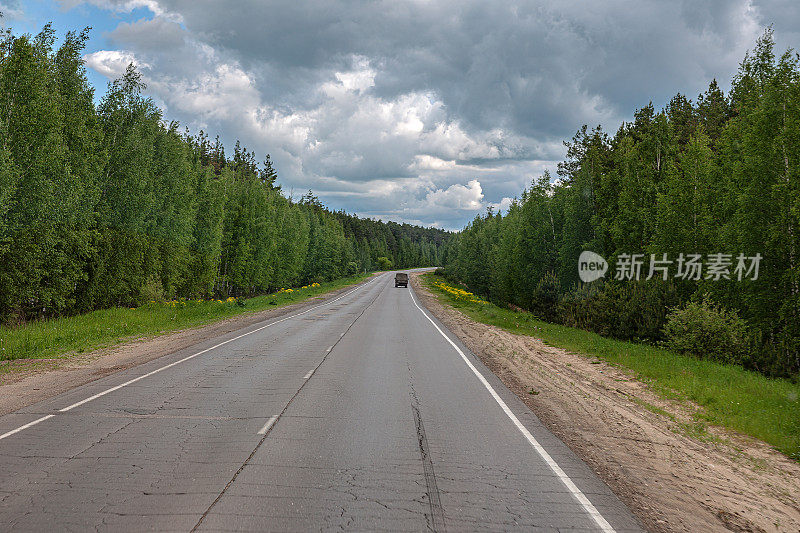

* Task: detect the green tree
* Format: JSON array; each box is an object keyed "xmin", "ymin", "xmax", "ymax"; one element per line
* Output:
[{"xmin": 0, "ymin": 26, "xmax": 97, "ymax": 320}]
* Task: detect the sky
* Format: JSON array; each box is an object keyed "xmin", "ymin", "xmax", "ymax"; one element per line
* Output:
[{"xmin": 2, "ymin": 1, "xmax": 799, "ymax": 230}]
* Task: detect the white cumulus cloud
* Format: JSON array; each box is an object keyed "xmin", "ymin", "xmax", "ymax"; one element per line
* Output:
[
  {"xmin": 83, "ymin": 50, "xmax": 148, "ymax": 78},
  {"xmin": 426, "ymin": 180, "xmax": 484, "ymax": 210}
]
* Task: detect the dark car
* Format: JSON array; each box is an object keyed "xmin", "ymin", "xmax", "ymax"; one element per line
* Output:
[{"xmin": 394, "ymin": 272, "xmax": 408, "ymax": 288}]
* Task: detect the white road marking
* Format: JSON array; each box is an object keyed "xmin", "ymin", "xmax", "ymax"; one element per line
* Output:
[
  {"xmin": 257, "ymin": 416, "xmax": 278, "ymax": 435},
  {"xmin": 0, "ymin": 274, "xmax": 385, "ymax": 443},
  {"xmin": 408, "ymin": 289, "xmax": 616, "ymax": 533},
  {"xmin": 303, "ymin": 370, "xmax": 313, "ymax": 379},
  {"xmin": 0, "ymin": 415, "xmax": 55, "ymax": 441}
]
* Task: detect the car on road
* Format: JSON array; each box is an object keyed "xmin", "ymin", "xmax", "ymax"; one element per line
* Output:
[{"xmin": 395, "ymin": 272, "xmax": 409, "ymax": 287}]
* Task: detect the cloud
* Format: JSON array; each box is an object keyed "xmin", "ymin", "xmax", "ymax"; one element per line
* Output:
[
  {"xmin": 490, "ymin": 197, "xmax": 515, "ymax": 214},
  {"xmin": 58, "ymin": 0, "xmax": 799, "ymax": 228},
  {"xmin": 0, "ymin": 1, "xmax": 25, "ymax": 22},
  {"xmin": 59, "ymin": 0, "xmax": 179, "ymax": 20},
  {"xmin": 426, "ymin": 179, "xmax": 484, "ymax": 211},
  {"xmin": 83, "ymin": 49, "xmax": 148, "ymax": 78},
  {"xmin": 108, "ymin": 16, "xmax": 186, "ymax": 52}
]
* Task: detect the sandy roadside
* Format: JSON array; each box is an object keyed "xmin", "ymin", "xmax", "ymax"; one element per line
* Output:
[
  {"xmin": 411, "ymin": 273, "xmax": 800, "ymax": 533},
  {"xmin": 0, "ymin": 277, "xmax": 374, "ymax": 417}
]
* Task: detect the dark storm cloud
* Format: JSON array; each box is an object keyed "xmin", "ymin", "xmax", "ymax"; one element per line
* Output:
[
  {"xmin": 140, "ymin": 0, "xmax": 618, "ymax": 139},
  {"xmin": 144, "ymin": 0, "xmax": 782, "ymax": 137}
]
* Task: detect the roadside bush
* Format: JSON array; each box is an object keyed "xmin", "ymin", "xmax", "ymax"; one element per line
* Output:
[
  {"xmin": 663, "ymin": 295, "xmax": 749, "ymax": 364},
  {"xmin": 626, "ymin": 279, "xmax": 683, "ymax": 341},
  {"xmin": 139, "ymin": 275, "xmax": 164, "ymax": 304},
  {"xmin": 376, "ymin": 256, "xmax": 393, "ymax": 270},
  {"xmin": 530, "ymin": 271, "xmax": 560, "ymax": 322},
  {"xmin": 559, "ymin": 279, "xmax": 680, "ymax": 342}
]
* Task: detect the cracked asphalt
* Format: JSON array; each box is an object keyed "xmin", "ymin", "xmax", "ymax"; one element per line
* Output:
[{"xmin": 0, "ymin": 272, "xmax": 643, "ymax": 532}]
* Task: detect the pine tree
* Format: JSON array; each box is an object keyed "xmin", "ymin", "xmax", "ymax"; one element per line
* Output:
[{"xmin": 260, "ymin": 154, "xmax": 278, "ymax": 189}]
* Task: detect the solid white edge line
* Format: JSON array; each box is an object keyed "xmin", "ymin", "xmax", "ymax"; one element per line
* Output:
[
  {"xmin": 408, "ymin": 289, "xmax": 616, "ymax": 533},
  {"xmin": 257, "ymin": 416, "xmax": 278, "ymax": 435},
  {"xmin": 0, "ymin": 274, "xmax": 385, "ymax": 443},
  {"xmin": 0, "ymin": 414, "xmax": 55, "ymax": 441}
]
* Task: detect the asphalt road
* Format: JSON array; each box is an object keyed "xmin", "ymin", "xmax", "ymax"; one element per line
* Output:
[{"xmin": 0, "ymin": 272, "xmax": 642, "ymax": 532}]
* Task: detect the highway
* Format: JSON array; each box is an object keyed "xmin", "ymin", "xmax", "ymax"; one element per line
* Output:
[{"xmin": 0, "ymin": 272, "xmax": 642, "ymax": 531}]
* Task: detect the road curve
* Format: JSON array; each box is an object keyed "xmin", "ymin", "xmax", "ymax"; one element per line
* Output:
[{"xmin": 0, "ymin": 272, "xmax": 642, "ymax": 531}]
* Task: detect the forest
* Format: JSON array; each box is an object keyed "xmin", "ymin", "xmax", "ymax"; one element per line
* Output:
[
  {"xmin": 442, "ymin": 29, "xmax": 800, "ymax": 379},
  {"xmin": 0, "ymin": 24, "xmax": 448, "ymax": 325}
]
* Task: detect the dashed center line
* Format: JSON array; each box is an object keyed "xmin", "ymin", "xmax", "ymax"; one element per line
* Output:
[
  {"xmin": 257, "ymin": 416, "xmax": 278, "ymax": 435},
  {"xmin": 193, "ymin": 273, "xmax": 389, "ymax": 531}
]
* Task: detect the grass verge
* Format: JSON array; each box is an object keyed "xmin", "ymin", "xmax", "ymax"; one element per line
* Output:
[
  {"xmin": 421, "ymin": 272, "xmax": 800, "ymax": 461},
  {"xmin": 0, "ymin": 274, "xmax": 371, "ymax": 366}
]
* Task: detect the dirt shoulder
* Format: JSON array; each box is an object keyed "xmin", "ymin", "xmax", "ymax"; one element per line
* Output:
[
  {"xmin": 0, "ymin": 278, "xmax": 372, "ymax": 417},
  {"xmin": 411, "ymin": 273, "xmax": 800, "ymax": 533}
]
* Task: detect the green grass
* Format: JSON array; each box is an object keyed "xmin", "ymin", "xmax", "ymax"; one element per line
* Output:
[
  {"xmin": 0, "ymin": 274, "xmax": 371, "ymax": 366},
  {"xmin": 421, "ymin": 272, "xmax": 800, "ymax": 461}
]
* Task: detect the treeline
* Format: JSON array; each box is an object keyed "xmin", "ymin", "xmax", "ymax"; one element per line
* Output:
[
  {"xmin": 0, "ymin": 24, "xmax": 448, "ymax": 324},
  {"xmin": 443, "ymin": 30, "xmax": 799, "ymax": 378}
]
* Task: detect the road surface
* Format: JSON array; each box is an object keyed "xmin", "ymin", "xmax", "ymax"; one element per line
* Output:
[{"xmin": 0, "ymin": 272, "xmax": 642, "ymax": 531}]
